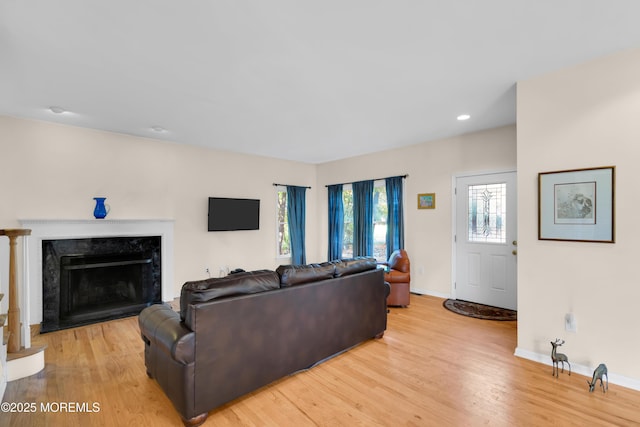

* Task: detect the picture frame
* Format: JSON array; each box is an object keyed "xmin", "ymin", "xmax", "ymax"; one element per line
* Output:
[
  {"xmin": 538, "ymin": 166, "xmax": 615, "ymax": 243},
  {"xmin": 418, "ymin": 193, "xmax": 436, "ymax": 209}
]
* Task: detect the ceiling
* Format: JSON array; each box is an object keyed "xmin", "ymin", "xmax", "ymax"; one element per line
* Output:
[{"xmin": 2, "ymin": 1, "xmax": 640, "ymax": 164}]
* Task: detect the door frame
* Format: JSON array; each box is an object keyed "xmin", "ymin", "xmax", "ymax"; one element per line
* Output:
[{"xmin": 450, "ymin": 168, "xmax": 517, "ymax": 301}]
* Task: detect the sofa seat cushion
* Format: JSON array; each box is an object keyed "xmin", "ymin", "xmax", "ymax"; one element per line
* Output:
[
  {"xmin": 277, "ymin": 263, "xmax": 336, "ymax": 287},
  {"xmin": 180, "ymin": 270, "xmax": 280, "ymax": 320}
]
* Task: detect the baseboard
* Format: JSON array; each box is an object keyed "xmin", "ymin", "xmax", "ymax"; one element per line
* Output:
[
  {"xmin": 410, "ymin": 288, "xmax": 450, "ymax": 300},
  {"xmin": 514, "ymin": 347, "xmax": 640, "ymax": 392}
]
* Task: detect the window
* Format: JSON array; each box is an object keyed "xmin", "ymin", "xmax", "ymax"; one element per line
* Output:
[
  {"xmin": 341, "ymin": 181, "xmax": 387, "ymax": 261},
  {"xmin": 342, "ymin": 186, "xmax": 353, "ymax": 258},
  {"xmin": 276, "ymin": 189, "xmax": 290, "ymax": 257},
  {"xmin": 372, "ymin": 183, "xmax": 387, "ymax": 262}
]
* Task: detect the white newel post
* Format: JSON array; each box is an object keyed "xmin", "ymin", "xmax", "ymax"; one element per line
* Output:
[{"xmin": 21, "ymin": 235, "xmax": 31, "ymax": 349}]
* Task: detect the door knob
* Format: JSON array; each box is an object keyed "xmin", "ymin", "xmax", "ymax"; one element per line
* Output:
[
  {"xmin": 512, "ymin": 250, "xmax": 517, "ymax": 256},
  {"xmin": 512, "ymin": 240, "xmax": 517, "ymax": 246}
]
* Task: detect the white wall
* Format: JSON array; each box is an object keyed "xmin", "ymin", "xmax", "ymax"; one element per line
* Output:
[
  {"xmin": 316, "ymin": 125, "xmax": 516, "ymax": 297},
  {"xmin": 517, "ymin": 48, "xmax": 640, "ymax": 386},
  {"xmin": 0, "ymin": 116, "xmax": 318, "ymax": 304}
]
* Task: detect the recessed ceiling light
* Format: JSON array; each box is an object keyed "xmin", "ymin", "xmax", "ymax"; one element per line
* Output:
[
  {"xmin": 49, "ymin": 106, "xmax": 66, "ymax": 114},
  {"xmin": 457, "ymin": 114, "xmax": 471, "ymax": 121},
  {"xmin": 150, "ymin": 126, "xmax": 167, "ymax": 133}
]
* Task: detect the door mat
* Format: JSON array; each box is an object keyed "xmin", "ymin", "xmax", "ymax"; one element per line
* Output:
[{"xmin": 443, "ymin": 299, "xmax": 517, "ymax": 321}]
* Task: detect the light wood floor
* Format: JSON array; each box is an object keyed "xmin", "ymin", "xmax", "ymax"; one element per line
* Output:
[{"xmin": 2, "ymin": 295, "xmax": 639, "ymax": 426}]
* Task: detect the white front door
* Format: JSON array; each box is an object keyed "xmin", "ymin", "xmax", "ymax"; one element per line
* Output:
[{"xmin": 455, "ymin": 171, "xmax": 517, "ymax": 310}]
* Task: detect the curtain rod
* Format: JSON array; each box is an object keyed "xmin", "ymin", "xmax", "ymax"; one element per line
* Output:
[
  {"xmin": 324, "ymin": 174, "xmax": 408, "ymax": 188},
  {"xmin": 273, "ymin": 183, "xmax": 312, "ymax": 189}
]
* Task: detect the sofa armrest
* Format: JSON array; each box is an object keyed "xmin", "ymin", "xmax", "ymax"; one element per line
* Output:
[{"xmin": 139, "ymin": 303, "xmax": 195, "ymax": 365}]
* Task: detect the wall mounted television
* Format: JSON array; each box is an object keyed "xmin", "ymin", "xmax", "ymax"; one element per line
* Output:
[{"xmin": 208, "ymin": 197, "xmax": 260, "ymax": 231}]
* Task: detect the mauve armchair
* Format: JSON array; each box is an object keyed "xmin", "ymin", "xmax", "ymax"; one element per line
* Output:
[{"xmin": 380, "ymin": 249, "xmax": 411, "ymax": 307}]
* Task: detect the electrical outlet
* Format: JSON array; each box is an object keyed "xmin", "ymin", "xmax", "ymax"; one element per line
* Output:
[{"xmin": 565, "ymin": 313, "xmax": 577, "ymax": 333}]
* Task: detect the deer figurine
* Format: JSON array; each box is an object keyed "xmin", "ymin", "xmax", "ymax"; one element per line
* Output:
[
  {"xmin": 587, "ymin": 364, "xmax": 608, "ymax": 393},
  {"xmin": 550, "ymin": 339, "xmax": 571, "ymax": 377}
]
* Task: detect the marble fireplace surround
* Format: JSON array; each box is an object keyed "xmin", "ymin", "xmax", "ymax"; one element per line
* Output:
[{"xmin": 17, "ymin": 219, "xmax": 174, "ymax": 343}]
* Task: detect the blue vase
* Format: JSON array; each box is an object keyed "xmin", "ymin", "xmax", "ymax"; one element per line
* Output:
[{"xmin": 93, "ymin": 197, "xmax": 109, "ymax": 219}]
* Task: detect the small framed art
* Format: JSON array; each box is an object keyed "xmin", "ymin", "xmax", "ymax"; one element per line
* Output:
[
  {"xmin": 418, "ymin": 193, "xmax": 436, "ymax": 209},
  {"xmin": 538, "ymin": 166, "xmax": 615, "ymax": 243}
]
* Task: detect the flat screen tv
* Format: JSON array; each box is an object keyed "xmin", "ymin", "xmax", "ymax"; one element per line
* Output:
[{"xmin": 208, "ymin": 197, "xmax": 260, "ymax": 231}]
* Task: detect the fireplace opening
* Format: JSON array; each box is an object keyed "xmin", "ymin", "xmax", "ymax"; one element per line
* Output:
[
  {"xmin": 60, "ymin": 253, "xmax": 153, "ymax": 324},
  {"xmin": 42, "ymin": 236, "xmax": 161, "ymax": 332}
]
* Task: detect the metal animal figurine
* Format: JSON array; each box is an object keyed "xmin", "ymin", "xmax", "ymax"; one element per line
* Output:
[
  {"xmin": 550, "ymin": 339, "xmax": 571, "ymax": 377},
  {"xmin": 587, "ymin": 364, "xmax": 608, "ymax": 393}
]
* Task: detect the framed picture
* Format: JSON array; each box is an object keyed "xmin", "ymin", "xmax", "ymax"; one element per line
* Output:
[
  {"xmin": 418, "ymin": 193, "xmax": 436, "ymax": 209},
  {"xmin": 538, "ymin": 166, "xmax": 615, "ymax": 242}
]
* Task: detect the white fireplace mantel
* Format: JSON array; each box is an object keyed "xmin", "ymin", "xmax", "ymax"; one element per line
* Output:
[{"xmin": 13, "ymin": 219, "xmax": 174, "ymax": 346}]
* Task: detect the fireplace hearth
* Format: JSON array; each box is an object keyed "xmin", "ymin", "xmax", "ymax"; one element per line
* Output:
[{"xmin": 41, "ymin": 236, "xmax": 161, "ymax": 332}]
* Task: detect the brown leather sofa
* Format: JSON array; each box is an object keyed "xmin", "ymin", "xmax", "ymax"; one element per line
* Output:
[
  {"xmin": 381, "ymin": 249, "xmax": 411, "ymax": 307},
  {"xmin": 139, "ymin": 258, "xmax": 389, "ymax": 426}
]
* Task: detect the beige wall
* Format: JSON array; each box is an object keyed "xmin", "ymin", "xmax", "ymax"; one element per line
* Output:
[
  {"xmin": 0, "ymin": 115, "xmax": 516, "ymax": 305},
  {"xmin": 316, "ymin": 125, "xmax": 517, "ymax": 297},
  {"xmin": 0, "ymin": 116, "xmax": 318, "ymax": 299},
  {"xmin": 517, "ymin": 48, "xmax": 640, "ymax": 386}
]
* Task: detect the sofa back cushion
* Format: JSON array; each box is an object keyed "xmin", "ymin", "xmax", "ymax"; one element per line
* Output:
[
  {"xmin": 388, "ymin": 249, "xmax": 410, "ymax": 273},
  {"xmin": 276, "ymin": 257, "xmax": 377, "ymax": 286},
  {"xmin": 332, "ymin": 257, "xmax": 377, "ymax": 277},
  {"xmin": 180, "ymin": 270, "xmax": 280, "ymax": 321},
  {"xmin": 276, "ymin": 262, "xmax": 336, "ymax": 287}
]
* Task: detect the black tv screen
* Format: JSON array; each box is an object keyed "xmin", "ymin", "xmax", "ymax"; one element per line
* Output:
[{"xmin": 208, "ymin": 197, "xmax": 260, "ymax": 231}]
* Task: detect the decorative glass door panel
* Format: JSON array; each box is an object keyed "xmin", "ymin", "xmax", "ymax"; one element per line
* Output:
[{"xmin": 468, "ymin": 183, "xmax": 506, "ymax": 244}]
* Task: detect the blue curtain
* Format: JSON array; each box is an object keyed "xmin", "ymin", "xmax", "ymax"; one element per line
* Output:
[
  {"xmin": 352, "ymin": 180, "xmax": 374, "ymax": 257},
  {"xmin": 385, "ymin": 176, "xmax": 405, "ymax": 260},
  {"xmin": 287, "ymin": 186, "xmax": 307, "ymax": 264},
  {"xmin": 327, "ymin": 184, "xmax": 344, "ymax": 261}
]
